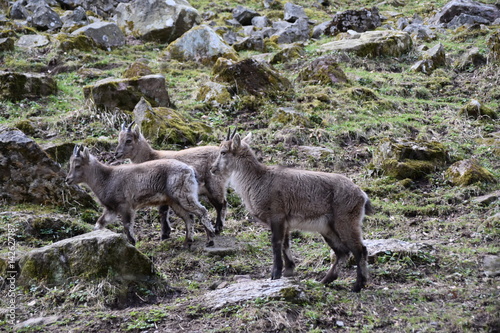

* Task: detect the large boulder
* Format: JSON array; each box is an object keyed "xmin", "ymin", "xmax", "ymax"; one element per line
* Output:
[
  {"xmin": 445, "ymin": 159, "xmax": 496, "ymax": 186},
  {"xmin": 213, "ymin": 57, "xmax": 293, "ymax": 101},
  {"xmin": 411, "ymin": 42, "xmax": 446, "ymax": 74},
  {"xmin": 83, "ymin": 74, "xmax": 173, "ymax": 112},
  {"xmin": 164, "ymin": 25, "xmax": 238, "ymax": 66},
  {"xmin": 31, "ymin": 4, "xmax": 63, "ymax": 31},
  {"xmin": 297, "ymin": 55, "xmax": 349, "ymax": 85},
  {"xmin": 271, "ymin": 18, "xmax": 310, "ymax": 44},
  {"xmin": 373, "ymin": 138, "xmax": 449, "ymax": 180},
  {"xmin": 459, "ymin": 99, "xmax": 497, "ymax": 119},
  {"xmin": 116, "ymin": 0, "xmax": 201, "ymax": 43},
  {"xmin": 0, "ymin": 71, "xmax": 57, "ymax": 101},
  {"xmin": 18, "ymin": 229, "xmax": 167, "ymax": 307},
  {"xmin": 430, "ymin": 0, "xmax": 500, "ymax": 26},
  {"xmin": 71, "ymin": 21, "xmax": 125, "ymax": 50},
  {"xmin": 324, "ymin": 7, "xmax": 381, "ymax": 35},
  {"xmin": 318, "ymin": 30, "xmax": 413, "ymax": 57},
  {"xmin": 0, "ymin": 126, "xmax": 95, "ymax": 207},
  {"xmin": 133, "ymin": 98, "xmax": 213, "ymax": 146}
]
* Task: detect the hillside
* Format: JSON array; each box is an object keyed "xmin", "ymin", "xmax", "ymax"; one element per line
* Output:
[{"xmin": 0, "ymin": 0, "xmax": 499, "ymax": 332}]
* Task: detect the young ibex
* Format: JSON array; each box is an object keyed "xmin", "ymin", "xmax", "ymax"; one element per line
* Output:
[
  {"xmin": 115, "ymin": 123, "xmax": 228, "ymax": 240},
  {"xmin": 66, "ymin": 145, "xmax": 215, "ymax": 247},
  {"xmin": 210, "ymin": 131, "xmax": 372, "ymax": 292}
]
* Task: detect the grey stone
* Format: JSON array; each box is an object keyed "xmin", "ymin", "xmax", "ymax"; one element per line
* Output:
[
  {"xmin": 232, "ymin": 5, "xmax": 259, "ymax": 25},
  {"xmin": 483, "ymin": 255, "xmax": 500, "ymax": 277},
  {"xmin": 325, "ymin": 7, "xmax": 381, "ymax": 35},
  {"xmin": 72, "ymin": 21, "xmax": 125, "ymax": 50},
  {"xmin": 15, "ymin": 34, "xmax": 50, "ymax": 48},
  {"xmin": 283, "ymin": 2, "xmax": 307, "ymax": 23},
  {"xmin": 0, "ymin": 71, "xmax": 57, "ymax": 101},
  {"xmin": 272, "ymin": 18, "xmax": 310, "ymax": 44},
  {"xmin": 31, "ymin": 5, "xmax": 62, "ymax": 31},
  {"xmin": 430, "ymin": 0, "xmax": 500, "ymax": 25},
  {"xmin": 251, "ymin": 16, "xmax": 271, "ymax": 28}
]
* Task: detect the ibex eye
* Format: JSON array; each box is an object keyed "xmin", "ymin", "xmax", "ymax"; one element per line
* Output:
[
  {"xmin": 126, "ymin": 140, "xmax": 132, "ymax": 144},
  {"xmin": 221, "ymin": 151, "xmax": 227, "ymax": 156}
]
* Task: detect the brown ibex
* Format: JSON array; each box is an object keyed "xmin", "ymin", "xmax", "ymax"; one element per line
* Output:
[
  {"xmin": 115, "ymin": 123, "xmax": 228, "ymax": 240},
  {"xmin": 66, "ymin": 145, "xmax": 215, "ymax": 247},
  {"xmin": 210, "ymin": 131, "xmax": 372, "ymax": 292}
]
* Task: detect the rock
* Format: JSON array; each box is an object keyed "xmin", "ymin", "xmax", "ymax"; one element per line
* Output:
[
  {"xmin": 373, "ymin": 138, "xmax": 449, "ymax": 180},
  {"xmin": 447, "ymin": 13, "xmax": 491, "ymax": 28},
  {"xmin": 312, "ymin": 21, "xmax": 330, "ymax": 39},
  {"xmin": 164, "ymin": 25, "xmax": 238, "ymax": 66},
  {"xmin": 133, "ymin": 99, "xmax": 213, "ymax": 146},
  {"xmin": 445, "ymin": 159, "xmax": 496, "ymax": 186},
  {"xmin": 0, "ymin": 37, "xmax": 15, "ymax": 51},
  {"xmin": 252, "ymin": 16, "xmax": 272, "ymax": 28},
  {"xmin": 271, "ymin": 107, "xmax": 313, "ymax": 128},
  {"xmin": 403, "ymin": 23, "xmax": 436, "ymax": 41},
  {"xmin": 213, "ymin": 57, "xmax": 293, "ymax": 101},
  {"xmin": 430, "ymin": 0, "xmax": 500, "ymax": 26},
  {"xmin": 14, "ymin": 316, "xmax": 60, "ymax": 330},
  {"xmin": 0, "ymin": 71, "xmax": 57, "ymax": 101},
  {"xmin": 271, "ymin": 18, "xmax": 310, "ymax": 44},
  {"xmin": 454, "ymin": 47, "xmax": 487, "ymax": 70},
  {"xmin": 459, "ymin": 99, "xmax": 497, "ymax": 119},
  {"xmin": 31, "ymin": 4, "xmax": 62, "ymax": 31},
  {"xmin": 364, "ymin": 239, "xmax": 434, "ymax": 264},
  {"xmin": 283, "ymin": 2, "xmax": 308, "ymax": 23},
  {"xmin": 122, "ymin": 61, "xmax": 153, "ymax": 79},
  {"xmin": 325, "ymin": 7, "xmax": 381, "ymax": 35},
  {"xmin": 197, "ymin": 81, "xmax": 233, "ymax": 107},
  {"xmin": 54, "ymin": 32, "xmax": 98, "ymax": 52},
  {"xmin": 411, "ymin": 42, "xmax": 446, "ymax": 74},
  {"xmin": 41, "ymin": 141, "xmax": 78, "ymax": 164},
  {"xmin": 10, "ymin": 1, "xmax": 30, "ymax": 19},
  {"xmin": 83, "ymin": 74, "xmax": 172, "ymax": 112},
  {"xmin": 298, "ymin": 146, "xmax": 333, "ymax": 159},
  {"xmin": 61, "ymin": 6, "xmax": 88, "ymax": 31},
  {"xmin": 297, "ymin": 55, "xmax": 348, "ymax": 85},
  {"xmin": 472, "ymin": 190, "xmax": 500, "ymax": 206},
  {"xmin": 483, "ymin": 255, "xmax": 500, "ymax": 277},
  {"xmin": 71, "ymin": 21, "xmax": 125, "ymax": 50},
  {"xmin": 233, "ymin": 35, "xmax": 265, "ymax": 52},
  {"xmin": 487, "ymin": 31, "xmax": 500, "ymax": 63},
  {"xmin": 18, "ymin": 229, "xmax": 166, "ymax": 307},
  {"xmin": 15, "ymin": 34, "xmax": 50, "ymax": 48},
  {"xmin": 201, "ymin": 278, "xmax": 304, "ymax": 310},
  {"xmin": 270, "ymin": 43, "xmax": 306, "ymax": 64},
  {"xmin": 232, "ymin": 5, "xmax": 259, "ymax": 25},
  {"xmin": 0, "ymin": 126, "xmax": 95, "ymax": 207},
  {"xmin": 318, "ymin": 30, "xmax": 412, "ymax": 58},
  {"xmin": 116, "ymin": 0, "xmax": 201, "ymax": 43}
]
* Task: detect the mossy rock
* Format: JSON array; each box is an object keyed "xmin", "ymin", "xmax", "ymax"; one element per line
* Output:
[
  {"xmin": 459, "ymin": 99, "xmax": 497, "ymax": 120},
  {"xmin": 18, "ymin": 213, "xmax": 93, "ymax": 242},
  {"xmin": 297, "ymin": 55, "xmax": 348, "ymax": 85},
  {"xmin": 122, "ymin": 61, "xmax": 153, "ymax": 79},
  {"xmin": 373, "ymin": 138, "xmax": 449, "ymax": 180},
  {"xmin": 270, "ymin": 44, "xmax": 306, "ymax": 64},
  {"xmin": 445, "ymin": 159, "xmax": 497, "ymax": 186},
  {"xmin": 14, "ymin": 119, "xmax": 36, "ymax": 136},
  {"xmin": 42, "ymin": 141, "xmax": 78, "ymax": 164},
  {"xmin": 213, "ymin": 57, "xmax": 293, "ymax": 101},
  {"xmin": 0, "ymin": 37, "xmax": 15, "ymax": 51},
  {"xmin": 346, "ymin": 87, "xmax": 379, "ymax": 101},
  {"xmin": 487, "ymin": 31, "xmax": 500, "ymax": 63},
  {"xmin": 197, "ymin": 81, "xmax": 233, "ymax": 106},
  {"xmin": 0, "ymin": 71, "xmax": 58, "ymax": 101},
  {"xmin": 140, "ymin": 106, "xmax": 213, "ymax": 146},
  {"xmin": 55, "ymin": 33, "xmax": 97, "ymax": 52},
  {"xmin": 270, "ymin": 107, "xmax": 312, "ymax": 128}
]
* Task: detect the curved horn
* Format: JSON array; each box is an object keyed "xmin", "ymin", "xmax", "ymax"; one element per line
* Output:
[
  {"xmin": 73, "ymin": 145, "xmax": 79, "ymax": 156},
  {"xmin": 127, "ymin": 121, "xmax": 136, "ymax": 132},
  {"xmin": 226, "ymin": 127, "xmax": 232, "ymax": 140},
  {"xmin": 230, "ymin": 127, "xmax": 237, "ymax": 139}
]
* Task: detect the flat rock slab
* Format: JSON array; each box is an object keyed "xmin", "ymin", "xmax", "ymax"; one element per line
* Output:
[
  {"xmin": 14, "ymin": 316, "xmax": 60, "ymax": 330},
  {"xmin": 365, "ymin": 238, "xmax": 432, "ymax": 257},
  {"xmin": 202, "ymin": 277, "xmax": 301, "ymax": 310}
]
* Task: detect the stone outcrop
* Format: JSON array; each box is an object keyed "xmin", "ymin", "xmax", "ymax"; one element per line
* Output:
[
  {"xmin": 0, "ymin": 71, "xmax": 57, "ymax": 101},
  {"xmin": 83, "ymin": 74, "xmax": 172, "ymax": 111},
  {"xmin": 445, "ymin": 159, "xmax": 496, "ymax": 186},
  {"xmin": 213, "ymin": 58, "xmax": 293, "ymax": 101},
  {"xmin": 164, "ymin": 25, "xmax": 238, "ymax": 66},
  {"xmin": 411, "ymin": 42, "xmax": 446, "ymax": 74},
  {"xmin": 71, "ymin": 22, "xmax": 125, "ymax": 50},
  {"xmin": 373, "ymin": 138, "xmax": 449, "ymax": 179},
  {"xmin": 116, "ymin": 0, "xmax": 201, "ymax": 43},
  {"xmin": 430, "ymin": 0, "xmax": 500, "ymax": 27},
  {"xmin": 324, "ymin": 7, "xmax": 381, "ymax": 35},
  {"xmin": 318, "ymin": 30, "xmax": 413, "ymax": 57},
  {"xmin": 0, "ymin": 127, "xmax": 95, "ymax": 207}
]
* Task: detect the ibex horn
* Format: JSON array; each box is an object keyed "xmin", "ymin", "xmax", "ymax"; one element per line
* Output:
[
  {"xmin": 230, "ymin": 127, "xmax": 237, "ymax": 139},
  {"xmin": 127, "ymin": 121, "xmax": 135, "ymax": 132},
  {"xmin": 73, "ymin": 145, "xmax": 79, "ymax": 156},
  {"xmin": 121, "ymin": 123, "xmax": 126, "ymax": 131}
]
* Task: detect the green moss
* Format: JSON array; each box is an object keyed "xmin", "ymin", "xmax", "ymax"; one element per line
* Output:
[
  {"xmin": 382, "ymin": 159, "xmax": 437, "ymax": 180},
  {"xmin": 122, "ymin": 62, "xmax": 153, "ymax": 79},
  {"xmin": 55, "ymin": 33, "xmax": 97, "ymax": 52},
  {"xmin": 445, "ymin": 159, "xmax": 497, "ymax": 186},
  {"xmin": 14, "ymin": 119, "xmax": 36, "ymax": 136},
  {"xmin": 459, "ymin": 100, "xmax": 497, "ymax": 120}
]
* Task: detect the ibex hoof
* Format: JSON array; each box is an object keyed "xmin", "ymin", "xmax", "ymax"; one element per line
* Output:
[{"xmin": 161, "ymin": 234, "xmax": 170, "ymax": 241}]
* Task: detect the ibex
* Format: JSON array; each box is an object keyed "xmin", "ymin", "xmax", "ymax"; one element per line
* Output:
[
  {"xmin": 115, "ymin": 123, "xmax": 228, "ymax": 240},
  {"xmin": 66, "ymin": 145, "xmax": 215, "ymax": 247},
  {"xmin": 210, "ymin": 131, "xmax": 372, "ymax": 292}
]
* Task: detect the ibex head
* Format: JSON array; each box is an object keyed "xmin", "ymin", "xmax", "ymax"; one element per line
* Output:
[
  {"xmin": 211, "ymin": 129, "xmax": 252, "ymax": 175},
  {"xmin": 115, "ymin": 122, "xmax": 141, "ymax": 159},
  {"xmin": 66, "ymin": 145, "xmax": 91, "ymax": 185}
]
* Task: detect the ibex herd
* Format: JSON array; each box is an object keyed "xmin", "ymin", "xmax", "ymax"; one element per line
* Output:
[{"xmin": 66, "ymin": 125, "xmax": 372, "ymax": 292}]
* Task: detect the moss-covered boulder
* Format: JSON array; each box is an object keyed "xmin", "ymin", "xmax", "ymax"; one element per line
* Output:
[
  {"xmin": 297, "ymin": 55, "xmax": 348, "ymax": 85},
  {"xmin": 71, "ymin": 22, "xmax": 125, "ymax": 50},
  {"xmin": 18, "ymin": 230, "xmax": 169, "ymax": 307},
  {"xmin": 0, "ymin": 126, "xmax": 95, "ymax": 208},
  {"xmin": 164, "ymin": 25, "xmax": 238, "ymax": 66},
  {"xmin": 122, "ymin": 61, "xmax": 153, "ymax": 79},
  {"xmin": 270, "ymin": 107, "xmax": 313, "ymax": 128},
  {"xmin": 0, "ymin": 37, "xmax": 15, "ymax": 51},
  {"xmin": 459, "ymin": 99, "xmax": 497, "ymax": 119},
  {"xmin": 318, "ymin": 30, "xmax": 413, "ymax": 58},
  {"xmin": 133, "ymin": 98, "xmax": 212, "ymax": 146},
  {"xmin": 197, "ymin": 81, "xmax": 233, "ymax": 107},
  {"xmin": 270, "ymin": 43, "xmax": 306, "ymax": 64},
  {"xmin": 83, "ymin": 74, "xmax": 172, "ymax": 112},
  {"xmin": 213, "ymin": 57, "xmax": 293, "ymax": 101},
  {"xmin": 445, "ymin": 159, "xmax": 497, "ymax": 186},
  {"xmin": 488, "ymin": 31, "xmax": 500, "ymax": 63},
  {"xmin": 373, "ymin": 138, "xmax": 449, "ymax": 179},
  {"xmin": 0, "ymin": 71, "xmax": 57, "ymax": 101},
  {"xmin": 54, "ymin": 32, "xmax": 97, "ymax": 52}
]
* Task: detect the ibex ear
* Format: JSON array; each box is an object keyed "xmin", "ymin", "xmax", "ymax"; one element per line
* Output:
[
  {"xmin": 242, "ymin": 132, "xmax": 252, "ymax": 144},
  {"xmin": 81, "ymin": 147, "xmax": 90, "ymax": 159},
  {"xmin": 132, "ymin": 124, "xmax": 141, "ymax": 138},
  {"xmin": 232, "ymin": 133, "xmax": 241, "ymax": 149},
  {"xmin": 121, "ymin": 123, "xmax": 126, "ymax": 131}
]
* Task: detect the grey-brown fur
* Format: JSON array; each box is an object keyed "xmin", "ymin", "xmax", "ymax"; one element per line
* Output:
[
  {"xmin": 66, "ymin": 145, "xmax": 215, "ymax": 247},
  {"xmin": 210, "ymin": 132, "xmax": 372, "ymax": 292},
  {"xmin": 115, "ymin": 123, "xmax": 228, "ymax": 239}
]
